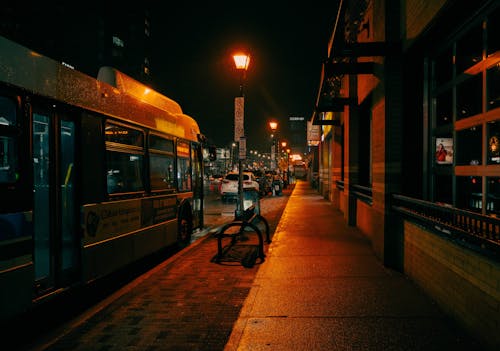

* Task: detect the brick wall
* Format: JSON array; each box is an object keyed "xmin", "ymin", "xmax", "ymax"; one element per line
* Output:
[
  {"xmin": 356, "ymin": 199, "xmax": 373, "ymax": 240},
  {"xmin": 404, "ymin": 221, "xmax": 500, "ymax": 350}
]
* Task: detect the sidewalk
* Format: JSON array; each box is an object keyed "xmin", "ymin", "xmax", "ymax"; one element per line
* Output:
[{"xmin": 225, "ymin": 180, "xmax": 483, "ymax": 350}]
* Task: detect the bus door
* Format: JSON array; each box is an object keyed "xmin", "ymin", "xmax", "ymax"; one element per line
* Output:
[
  {"xmin": 32, "ymin": 106, "xmax": 79, "ymax": 295},
  {"xmin": 191, "ymin": 143, "xmax": 203, "ymax": 229}
]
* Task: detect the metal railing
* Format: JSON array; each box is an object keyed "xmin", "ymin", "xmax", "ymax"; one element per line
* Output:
[
  {"xmin": 392, "ymin": 194, "xmax": 500, "ymax": 258},
  {"xmin": 351, "ymin": 184, "xmax": 373, "ymax": 205},
  {"xmin": 335, "ymin": 180, "xmax": 345, "ymax": 190},
  {"xmin": 330, "ymin": 181, "xmax": 499, "ymax": 257},
  {"xmin": 334, "ymin": 181, "xmax": 373, "ymax": 204}
]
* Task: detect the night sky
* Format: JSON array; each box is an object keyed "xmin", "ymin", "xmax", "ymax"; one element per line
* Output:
[{"xmin": 150, "ymin": 3, "xmax": 340, "ymax": 152}]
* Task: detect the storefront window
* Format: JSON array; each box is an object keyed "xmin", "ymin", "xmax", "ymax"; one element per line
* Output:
[
  {"xmin": 435, "ymin": 90, "xmax": 452, "ymax": 126},
  {"xmin": 487, "ymin": 64, "xmax": 500, "ymax": 111},
  {"xmin": 487, "ymin": 121, "xmax": 500, "ymax": 164},
  {"xmin": 435, "ymin": 174, "xmax": 452, "ymax": 204},
  {"xmin": 434, "ymin": 48, "xmax": 453, "ymax": 86},
  {"xmin": 456, "ymin": 126, "xmax": 482, "ymax": 165},
  {"xmin": 487, "ymin": 8, "xmax": 499, "ymax": 57},
  {"xmin": 456, "ymin": 176, "xmax": 482, "ymax": 213},
  {"xmin": 456, "ymin": 74, "xmax": 482, "ymax": 119},
  {"xmin": 486, "ymin": 177, "xmax": 500, "ymax": 216},
  {"xmin": 456, "ymin": 25, "xmax": 482, "ymax": 73},
  {"xmin": 429, "ymin": 7, "xmax": 499, "ymax": 216}
]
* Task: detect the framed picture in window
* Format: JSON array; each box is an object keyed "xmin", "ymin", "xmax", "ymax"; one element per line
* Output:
[{"xmin": 436, "ymin": 138, "xmax": 453, "ymax": 164}]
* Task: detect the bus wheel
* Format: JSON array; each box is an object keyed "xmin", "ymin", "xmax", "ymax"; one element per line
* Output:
[{"xmin": 178, "ymin": 212, "xmax": 193, "ymax": 247}]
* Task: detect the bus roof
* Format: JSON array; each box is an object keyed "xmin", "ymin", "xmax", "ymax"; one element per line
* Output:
[
  {"xmin": 97, "ymin": 66, "xmax": 183, "ymax": 116},
  {"xmin": 0, "ymin": 35, "xmax": 201, "ymax": 142}
]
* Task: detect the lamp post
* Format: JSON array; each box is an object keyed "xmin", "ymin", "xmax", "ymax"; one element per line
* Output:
[
  {"xmin": 286, "ymin": 147, "xmax": 291, "ymax": 186},
  {"xmin": 231, "ymin": 142, "xmax": 237, "ymax": 171},
  {"xmin": 233, "ymin": 53, "xmax": 250, "ymax": 218},
  {"xmin": 281, "ymin": 141, "xmax": 288, "ymax": 185},
  {"xmin": 269, "ymin": 121, "xmax": 278, "ymax": 170}
]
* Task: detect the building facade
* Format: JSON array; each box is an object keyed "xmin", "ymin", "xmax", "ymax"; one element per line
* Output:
[
  {"xmin": 0, "ymin": 4, "xmax": 152, "ymax": 86},
  {"xmin": 311, "ymin": 0, "xmax": 500, "ymax": 349},
  {"xmin": 288, "ymin": 116, "xmax": 307, "ymax": 156}
]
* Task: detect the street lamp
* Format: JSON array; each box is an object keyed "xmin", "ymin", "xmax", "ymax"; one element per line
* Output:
[
  {"xmin": 231, "ymin": 142, "xmax": 237, "ymax": 171},
  {"xmin": 286, "ymin": 148, "xmax": 291, "ymax": 186},
  {"xmin": 269, "ymin": 121, "xmax": 278, "ymax": 170},
  {"xmin": 281, "ymin": 141, "xmax": 287, "ymax": 184},
  {"xmin": 233, "ymin": 52, "xmax": 250, "ymax": 218}
]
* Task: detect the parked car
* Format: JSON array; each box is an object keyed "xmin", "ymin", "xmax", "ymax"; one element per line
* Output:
[
  {"xmin": 208, "ymin": 174, "xmax": 224, "ymax": 192},
  {"xmin": 220, "ymin": 171, "xmax": 259, "ymax": 202},
  {"xmin": 246, "ymin": 169, "xmax": 270, "ymax": 197},
  {"xmin": 265, "ymin": 170, "xmax": 284, "ymax": 196}
]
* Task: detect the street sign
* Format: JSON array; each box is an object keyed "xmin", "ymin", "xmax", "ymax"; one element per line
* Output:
[
  {"xmin": 234, "ymin": 97, "xmax": 244, "ymax": 142},
  {"xmin": 239, "ymin": 136, "xmax": 246, "ymax": 160}
]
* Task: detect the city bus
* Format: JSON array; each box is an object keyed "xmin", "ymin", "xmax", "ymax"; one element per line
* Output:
[{"xmin": 0, "ymin": 36, "xmax": 205, "ymax": 322}]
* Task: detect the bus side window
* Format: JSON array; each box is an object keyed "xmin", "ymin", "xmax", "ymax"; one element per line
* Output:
[
  {"xmin": 177, "ymin": 157, "xmax": 191, "ymax": 192},
  {"xmin": 106, "ymin": 151, "xmax": 144, "ymax": 194},
  {"xmin": 0, "ymin": 96, "xmax": 19, "ymax": 183},
  {"xmin": 149, "ymin": 134, "xmax": 175, "ymax": 191},
  {"xmin": 105, "ymin": 122, "xmax": 145, "ymax": 195},
  {"xmin": 150, "ymin": 154, "xmax": 175, "ymax": 190}
]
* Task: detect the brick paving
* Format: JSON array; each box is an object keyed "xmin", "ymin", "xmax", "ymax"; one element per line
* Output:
[{"xmin": 26, "ymin": 187, "xmax": 293, "ymax": 351}]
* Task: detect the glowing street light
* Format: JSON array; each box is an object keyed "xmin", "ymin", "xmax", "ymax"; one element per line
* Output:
[
  {"xmin": 269, "ymin": 121, "xmax": 278, "ymax": 132},
  {"xmin": 233, "ymin": 54, "xmax": 251, "ymax": 70}
]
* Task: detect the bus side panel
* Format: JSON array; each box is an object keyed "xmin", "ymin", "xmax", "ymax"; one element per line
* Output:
[
  {"xmin": 133, "ymin": 220, "xmax": 178, "ymax": 257},
  {"xmin": 163, "ymin": 220, "xmax": 178, "ymax": 246},
  {"xmin": 0, "ymin": 210, "xmax": 34, "ymax": 322},
  {"xmin": 80, "ymin": 113, "xmax": 106, "ymax": 204},
  {"xmin": 0, "ymin": 260, "xmax": 33, "ymax": 322},
  {"xmin": 82, "ymin": 234, "xmax": 134, "ymax": 283},
  {"xmin": 80, "ymin": 196, "xmax": 179, "ymax": 282},
  {"xmin": 81, "ymin": 221, "xmax": 177, "ymax": 282}
]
